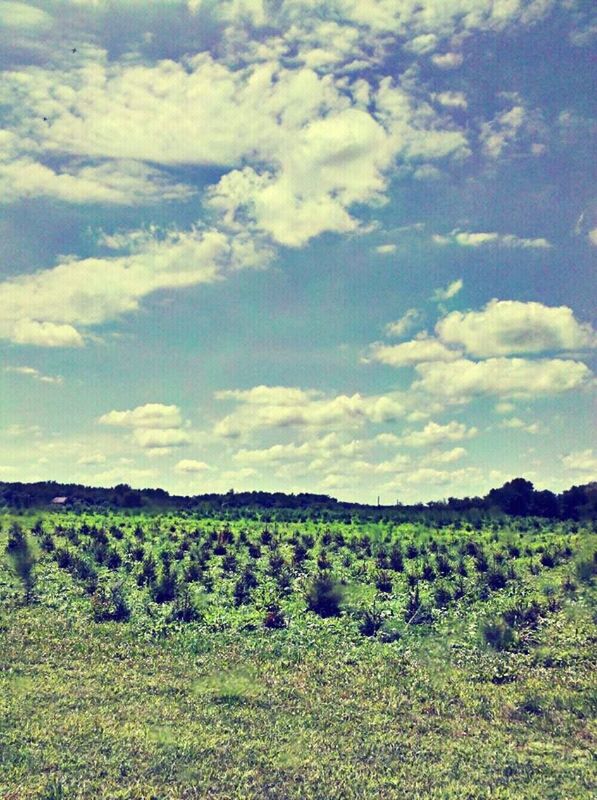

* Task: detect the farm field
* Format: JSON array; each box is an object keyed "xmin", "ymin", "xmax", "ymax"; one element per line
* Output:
[{"xmin": 1, "ymin": 512, "xmax": 596, "ymax": 799}]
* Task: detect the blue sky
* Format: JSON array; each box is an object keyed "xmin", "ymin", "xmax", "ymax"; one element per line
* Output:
[{"xmin": 0, "ymin": 0, "xmax": 595, "ymax": 502}]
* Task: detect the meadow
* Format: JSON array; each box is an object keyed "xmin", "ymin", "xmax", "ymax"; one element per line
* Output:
[{"xmin": 1, "ymin": 511, "xmax": 595, "ymax": 799}]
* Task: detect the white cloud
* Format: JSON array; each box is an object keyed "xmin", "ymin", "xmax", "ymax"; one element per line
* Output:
[
  {"xmin": 384, "ymin": 308, "xmax": 421, "ymax": 338},
  {"xmin": 175, "ymin": 459, "xmax": 211, "ymax": 473},
  {"xmin": 11, "ymin": 319, "xmax": 84, "ymax": 348},
  {"xmin": 375, "ymin": 243, "xmax": 397, "ymax": 254},
  {"xmin": 98, "ymin": 403, "xmax": 183, "ymax": 430},
  {"xmin": 427, "ymin": 446, "xmax": 467, "ymax": 464},
  {"xmin": 498, "ymin": 417, "xmax": 539, "ymax": 433},
  {"xmin": 233, "ymin": 433, "xmax": 366, "ymax": 465},
  {"xmin": 0, "ymin": 227, "xmax": 270, "ymax": 346},
  {"xmin": 77, "ymin": 453, "xmax": 106, "ymax": 466},
  {"xmin": 132, "ymin": 429, "xmax": 191, "ymax": 450},
  {"xmin": 414, "ymin": 357, "xmax": 592, "ymax": 400},
  {"xmin": 432, "ymin": 278, "xmax": 463, "ymax": 301},
  {"xmin": 0, "ymin": 1, "xmax": 51, "ymax": 29},
  {"xmin": 495, "ymin": 401, "xmax": 515, "ymax": 414},
  {"xmin": 589, "ymin": 228, "xmax": 597, "ymax": 246},
  {"xmin": 431, "ymin": 52, "xmax": 463, "ymax": 69},
  {"xmin": 436, "ymin": 299, "xmax": 596, "ymax": 357},
  {"xmin": 214, "ymin": 385, "xmax": 406, "ymax": 437},
  {"xmin": 401, "ymin": 420, "xmax": 477, "ymax": 448},
  {"xmin": 432, "ymin": 91, "xmax": 467, "ymax": 109},
  {"xmin": 367, "ymin": 335, "xmax": 460, "ymax": 367},
  {"xmin": 97, "ymin": 403, "xmax": 191, "ymax": 454},
  {"xmin": 561, "ymin": 449, "xmax": 597, "ymax": 475},
  {"xmin": 0, "ymin": 157, "xmax": 194, "ymax": 206},
  {"xmin": 4, "ymin": 365, "xmax": 63, "ymax": 384},
  {"xmin": 433, "ymin": 230, "xmax": 551, "ymax": 248}
]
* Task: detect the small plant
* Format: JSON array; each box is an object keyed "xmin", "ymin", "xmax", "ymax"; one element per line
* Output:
[
  {"xmin": 481, "ymin": 619, "xmax": 515, "ymax": 651},
  {"xmin": 358, "ymin": 605, "xmax": 383, "ymax": 637},
  {"xmin": 91, "ymin": 582, "xmax": 130, "ymax": 622},
  {"xmin": 305, "ymin": 572, "xmax": 343, "ymax": 617},
  {"xmin": 169, "ymin": 585, "xmax": 200, "ymax": 623},
  {"xmin": 6, "ymin": 523, "xmax": 36, "ymax": 603},
  {"xmin": 263, "ymin": 603, "xmax": 286, "ymax": 629},
  {"xmin": 375, "ymin": 570, "xmax": 393, "ymax": 594},
  {"xmin": 233, "ymin": 569, "xmax": 258, "ymax": 606}
]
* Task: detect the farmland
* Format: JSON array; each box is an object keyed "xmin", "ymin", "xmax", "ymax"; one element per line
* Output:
[{"xmin": 1, "ymin": 511, "xmax": 596, "ymax": 799}]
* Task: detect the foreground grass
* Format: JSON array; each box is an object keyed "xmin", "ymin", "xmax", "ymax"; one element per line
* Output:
[
  {"xmin": 1, "ymin": 516, "xmax": 596, "ymax": 798},
  {"xmin": 1, "ymin": 600, "xmax": 595, "ymax": 798}
]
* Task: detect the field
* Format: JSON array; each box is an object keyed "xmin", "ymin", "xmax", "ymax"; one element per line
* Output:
[{"xmin": 1, "ymin": 511, "xmax": 596, "ymax": 799}]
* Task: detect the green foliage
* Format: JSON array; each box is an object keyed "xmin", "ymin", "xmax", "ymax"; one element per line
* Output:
[
  {"xmin": 304, "ymin": 572, "xmax": 343, "ymax": 617},
  {"xmin": 91, "ymin": 581, "xmax": 130, "ymax": 622},
  {"xmin": 6, "ymin": 522, "xmax": 36, "ymax": 603},
  {"xmin": 481, "ymin": 619, "xmax": 516, "ymax": 651}
]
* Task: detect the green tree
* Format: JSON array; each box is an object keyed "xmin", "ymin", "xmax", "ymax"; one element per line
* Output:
[{"xmin": 6, "ymin": 523, "xmax": 36, "ymax": 604}]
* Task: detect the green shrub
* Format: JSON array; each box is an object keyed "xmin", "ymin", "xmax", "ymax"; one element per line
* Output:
[
  {"xmin": 6, "ymin": 524, "xmax": 36, "ymax": 603},
  {"xmin": 305, "ymin": 572, "xmax": 343, "ymax": 617},
  {"xmin": 481, "ymin": 619, "xmax": 515, "ymax": 651},
  {"xmin": 375, "ymin": 570, "xmax": 393, "ymax": 594},
  {"xmin": 91, "ymin": 582, "xmax": 130, "ymax": 622}
]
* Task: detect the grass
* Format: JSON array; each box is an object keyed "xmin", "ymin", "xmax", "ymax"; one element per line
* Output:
[{"xmin": 0, "ymin": 513, "xmax": 595, "ymax": 798}]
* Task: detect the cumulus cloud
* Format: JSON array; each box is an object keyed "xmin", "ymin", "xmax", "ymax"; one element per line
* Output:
[
  {"xmin": 77, "ymin": 453, "xmax": 106, "ymax": 466},
  {"xmin": 214, "ymin": 385, "xmax": 407, "ymax": 437},
  {"xmin": 367, "ymin": 335, "xmax": 460, "ymax": 367},
  {"xmin": 498, "ymin": 417, "xmax": 539, "ymax": 433},
  {"xmin": 98, "ymin": 403, "xmax": 183, "ymax": 430},
  {"xmin": 433, "ymin": 230, "xmax": 551, "ymax": 248},
  {"xmin": 175, "ymin": 459, "xmax": 211, "ymax": 473},
  {"xmin": 98, "ymin": 403, "xmax": 190, "ymax": 453},
  {"xmin": 4, "ymin": 365, "xmax": 63, "ymax": 384},
  {"xmin": 10, "ymin": 319, "xmax": 84, "ymax": 348},
  {"xmin": 400, "ymin": 420, "xmax": 477, "ymax": 448},
  {"xmin": 0, "ymin": 227, "xmax": 270, "ymax": 346},
  {"xmin": 431, "ymin": 52, "xmax": 463, "ymax": 69},
  {"xmin": 0, "ymin": 1, "xmax": 51, "ymax": 29},
  {"xmin": 436, "ymin": 299, "xmax": 596, "ymax": 357},
  {"xmin": 375, "ymin": 244, "xmax": 397, "ymax": 254},
  {"xmin": 561, "ymin": 449, "xmax": 597, "ymax": 475},
  {"xmin": 384, "ymin": 308, "xmax": 422, "ymax": 338},
  {"xmin": 132, "ymin": 429, "xmax": 191, "ymax": 449},
  {"xmin": 432, "ymin": 278, "xmax": 463, "ymax": 301},
  {"xmin": 432, "ymin": 91, "xmax": 467, "ymax": 109},
  {"xmin": 0, "ymin": 158, "xmax": 194, "ymax": 206},
  {"xmin": 427, "ymin": 446, "xmax": 467, "ymax": 464},
  {"xmin": 414, "ymin": 357, "xmax": 592, "ymax": 400}
]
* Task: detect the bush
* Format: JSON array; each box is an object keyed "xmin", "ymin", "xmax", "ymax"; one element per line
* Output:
[
  {"xmin": 575, "ymin": 556, "xmax": 596, "ymax": 584},
  {"xmin": 233, "ymin": 569, "xmax": 258, "ymax": 606},
  {"xmin": 305, "ymin": 572, "xmax": 343, "ymax": 617},
  {"xmin": 433, "ymin": 586, "xmax": 452, "ymax": 608},
  {"xmin": 481, "ymin": 619, "xmax": 515, "ymax": 651},
  {"xmin": 486, "ymin": 568, "xmax": 507, "ymax": 591},
  {"xmin": 169, "ymin": 585, "xmax": 200, "ymax": 622},
  {"xmin": 6, "ymin": 524, "xmax": 36, "ymax": 603},
  {"xmin": 151, "ymin": 563, "xmax": 178, "ymax": 603},
  {"xmin": 358, "ymin": 606, "xmax": 383, "ymax": 637},
  {"xmin": 91, "ymin": 582, "xmax": 130, "ymax": 622},
  {"xmin": 375, "ymin": 570, "xmax": 393, "ymax": 594},
  {"xmin": 263, "ymin": 604, "xmax": 286, "ymax": 629}
]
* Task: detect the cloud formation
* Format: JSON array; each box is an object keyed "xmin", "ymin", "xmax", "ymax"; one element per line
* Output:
[
  {"xmin": 436, "ymin": 300, "xmax": 596, "ymax": 357},
  {"xmin": 433, "ymin": 230, "xmax": 551, "ymax": 249}
]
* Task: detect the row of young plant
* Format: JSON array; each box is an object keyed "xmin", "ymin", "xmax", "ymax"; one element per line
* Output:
[{"xmin": 5, "ymin": 515, "xmax": 590, "ymax": 643}]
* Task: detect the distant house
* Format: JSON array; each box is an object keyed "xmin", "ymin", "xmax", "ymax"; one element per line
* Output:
[{"xmin": 50, "ymin": 496, "xmax": 68, "ymax": 505}]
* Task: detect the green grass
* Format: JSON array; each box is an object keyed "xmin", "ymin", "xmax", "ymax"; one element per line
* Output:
[{"xmin": 0, "ymin": 513, "xmax": 595, "ymax": 798}]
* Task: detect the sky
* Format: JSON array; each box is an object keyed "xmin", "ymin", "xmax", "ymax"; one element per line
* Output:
[{"xmin": 0, "ymin": 0, "xmax": 595, "ymax": 503}]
